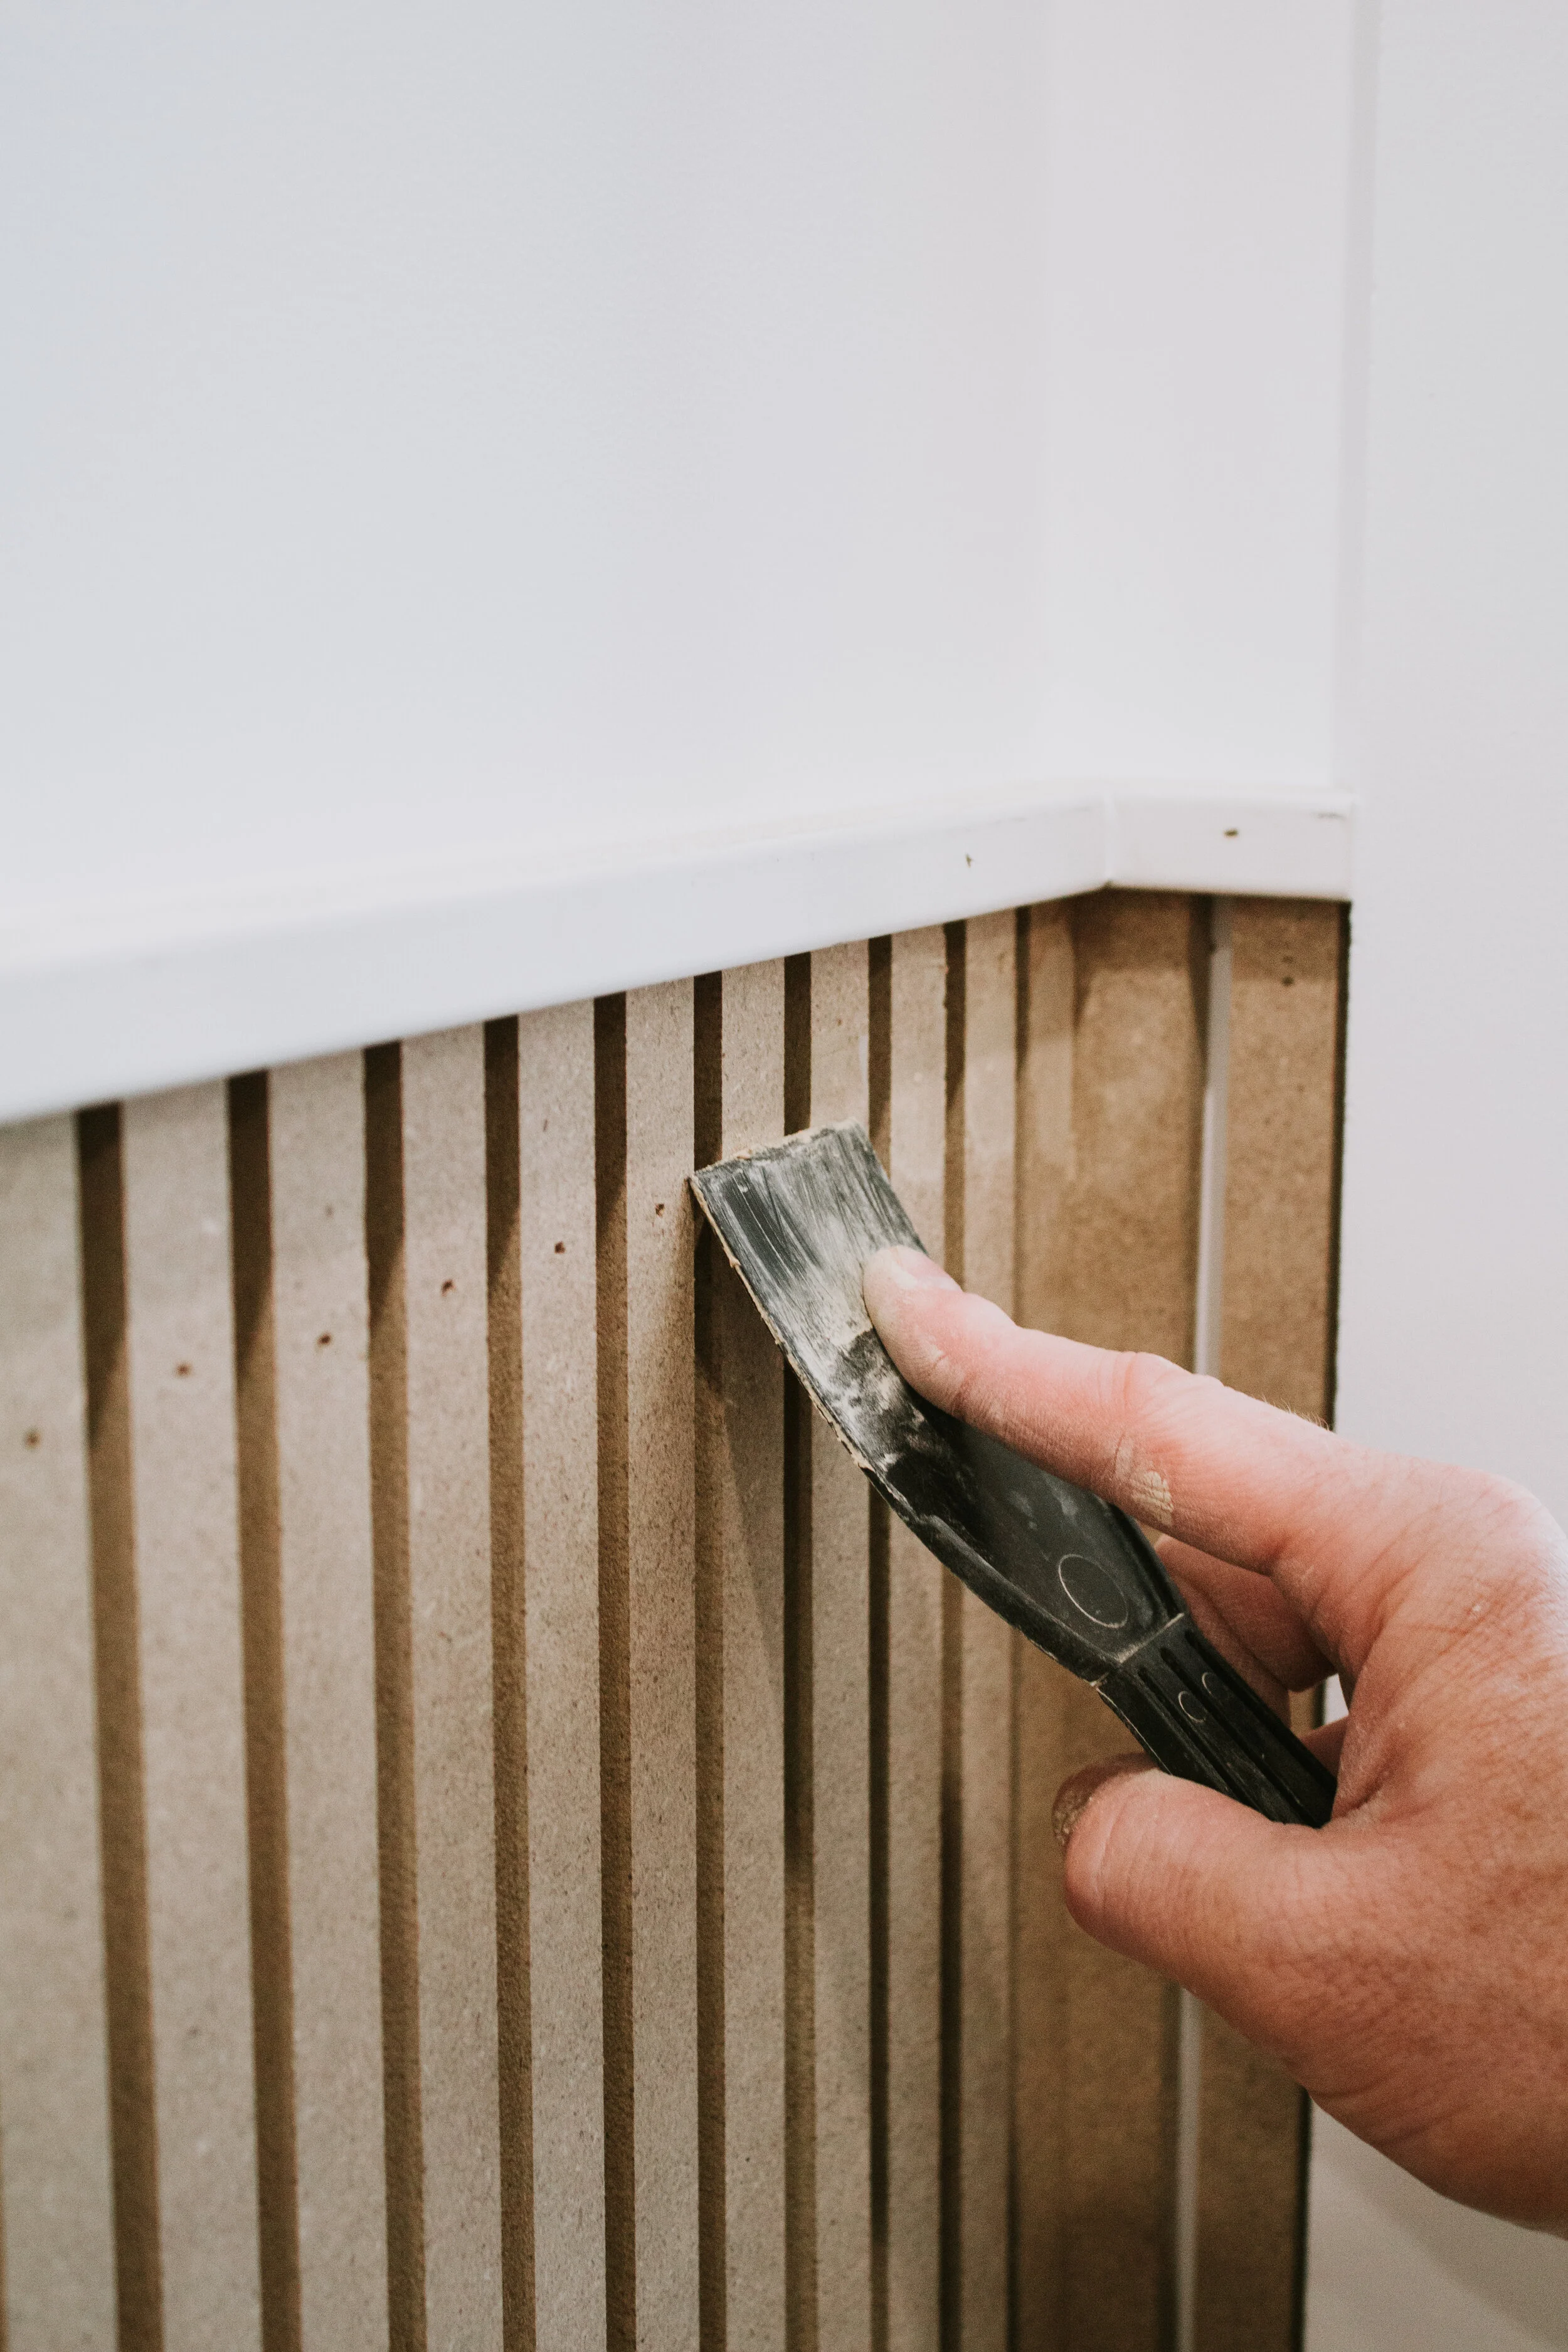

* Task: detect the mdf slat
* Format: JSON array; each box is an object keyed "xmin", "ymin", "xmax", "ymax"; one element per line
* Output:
[
  {"xmin": 951, "ymin": 913, "xmax": 1015, "ymax": 2352},
  {"xmin": 400, "ymin": 1028, "xmax": 503, "ymax": 2347},
  {"xmin": 268, "ymin": 1056, "xmax": 388, "ymax": 2348},
  {"xmin": 516, "ymin": 1002, "xmax": 607, "ymax": 2351},
  {"xmin": 0, "ymin": 1117, "xmax": 117, "ymax": 2349},
  {"xmin": 1051, "ymin": 891, "xmax": 1205, "ymax": 2352},
  {"xmin": 120, "ymin": 1083, "xmax": 263, "ymax": 2350},
  {"xmin": 1010, "ymin": 903, "xmax": 1076, "ymax": 2344},
  {"xmin": 807, "ymin": 943, "xmax": 872, "ymax": 2352},
  {"xmin": 883, "ymin": 926, "xmax": 946, "ymax": 2352},
  {"xmin": 699, "ymin": 959, "xmax": 787, "ymax": 2352},
  {"xmin": 721, "ymin": 960, "xmax": 788, "ymax": 2352},
  {"xmin": 622, "ymin": 982, "xmax": 699, "ymax": 2351},
  {"xmin": 1192, "ymin": 898, "xmax": 1345, "ymax": 2352}
]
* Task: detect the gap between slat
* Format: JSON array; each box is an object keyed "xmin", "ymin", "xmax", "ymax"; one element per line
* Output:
[
  {"xmin": 363, "ymin": 1045, "xmax": 427, "ymax": 2352},
  {"xmin": 227, "ymin": 1071, "xmax": 303, "ymax": 2352},
  {"xmin": 77, "ymin": 1103, "xmax": 164, "ymax": 2352}
]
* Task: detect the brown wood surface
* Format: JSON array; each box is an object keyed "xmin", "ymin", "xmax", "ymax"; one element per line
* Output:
[
  {"xmin": 516, "ymin": 1002, "xmax": 609, "ymax": 2351},
  {"xmin": 121, "ymin": 1083, "xmax": 263, "ymax": 2352},
  {"xmin": 951, "ymin": 911, "xmax": 1017, "ymax": 2352},
  {"xmin": 882, "ymin": 925, "xmax": 947, "ymax": 2352},
  {"xmin": 619, "ymin": 981, "xmax": 701, "ymax": 2351},
  {"xmin": 0, "ymin": 1116, "xmax": 117, "ymax": 2351},
  {"xmin": 267, "ymin": 1056, "xmax": 389, "ymax": 2351},
  {"xmin": 696, "ymin": 961, "xmax": 788, "ymax": 2352},
  {"xmin": 1193, "ymin": 897, "xmax": 1345, "ymax": 2352},
  {"xmin": 805, "ymin": 941, "xmax": 874, "ymax": 2352},
  {"xmin": 1021, "ymin": 891, "xmax": 1207, "ymax": 2352},
  {"xmin": 400, "ymin": 1029, "xmax": 504, "ymax": 2348},
  {"xmin": 1011, "ymin": 901, "xmax": 1076, "ymax": 2348}
]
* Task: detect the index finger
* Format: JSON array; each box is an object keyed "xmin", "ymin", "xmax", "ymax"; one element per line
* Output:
[{"xmin": 861, "ymin": 1247, "xmax": 1495, "ymax": 1677}]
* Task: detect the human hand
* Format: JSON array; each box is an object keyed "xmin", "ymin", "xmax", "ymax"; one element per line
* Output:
[{"xmin": 862, "ymin": 1244, "xmax": 1568, "ymax": 2234}]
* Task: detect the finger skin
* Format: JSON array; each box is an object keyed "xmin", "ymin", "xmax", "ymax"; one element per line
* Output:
[
  {"xmin": 861, "ymin": 1249, "xmax": 1568, "ymax": 2231},
  {"xmin": 862, "ymin": 1246, "xmax": 1559, "ymax": 1690},
  {"xmin": 1061, "ymin": 1755, "xmax": 1568, "ymax": 2232}
]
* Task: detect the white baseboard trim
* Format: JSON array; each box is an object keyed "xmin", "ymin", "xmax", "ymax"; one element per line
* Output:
[{"xmin": 0, "ymin": 787, "xmax": 1352, "ymax": 1124}]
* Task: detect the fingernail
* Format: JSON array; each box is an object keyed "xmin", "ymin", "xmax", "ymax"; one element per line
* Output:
[
  {"xmin": 1052, "ymin": 1754, "xmax": 1152, "ymax": 1850},
  {"xmin": 864, "ymin": 1244, "xmax": 959, "ymax": 1295}
]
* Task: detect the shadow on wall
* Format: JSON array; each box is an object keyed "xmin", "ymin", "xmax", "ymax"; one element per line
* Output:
[{"xmin": 1306, "ymin": 2114, "xmax": 1568, "ymax": 2352}]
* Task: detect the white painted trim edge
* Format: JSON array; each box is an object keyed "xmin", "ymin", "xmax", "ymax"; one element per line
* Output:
[{"xmin": 0, "ymin": 788, "xmax": 1352, "ymax": 1123}]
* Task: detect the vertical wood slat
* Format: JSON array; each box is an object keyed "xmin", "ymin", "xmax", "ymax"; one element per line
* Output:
[
  {"xmin": 267, "ymin": 1057, "xmax": 389, "ymax": 2348},
  {"xmin": 623, "ymin": 983, "xmax": 700, "ymax": 2350},
  {"xmin": 1193, "ymin": 898, "xmax": 1346, "ymax": 2352},
  {"xmin": 883, "ymin": 926, "xmax": 947, "ymax": 2352},
  {"xmin": 807, "ymin": 943, "xmax": 873, "ymax": 2352},
  {"xmin": 951, "ymin": 913, "xmax": 1015, "ymax": 2352},
  {"xmin": 120, "ymin": 1083, "xmax": 263, "ymax": 2351},
  {"xmin": 1040, "ymin": 892, "xmax": 1205, "ymax": 2352},
  {"xmin": 1010, "ymin": 901, "xmax": 1077, "ymax": 2346},
  {"xmin": 399, "ymin": 1028, "xmax": 503, "ymax": 2347},
  {"xmin": 517, "ymin": 1002, "xmax": 608, "ymax": 2351},
  {"xmin": 704, "ymin": 961, "xmax": 788, "ymax": 2352},
  {"xmin": 0, "ymin": 1116, "xmax": 117, "ymax": 2350}
]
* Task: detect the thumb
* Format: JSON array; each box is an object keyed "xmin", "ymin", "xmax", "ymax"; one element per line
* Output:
[{"xmin": 1056, "ymin": 1756, "xmax": 1337, "ymax": 2048}]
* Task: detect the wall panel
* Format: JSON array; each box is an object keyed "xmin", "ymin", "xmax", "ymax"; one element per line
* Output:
[
  {"xmin": 0, "ymin": 1116, "xmax": 117, "ymax": 2351},
  {"xmin": 400, "ymin": 1027, "xmax": 504, "ymax": 2348},
  {"xmin": 121, "ymin": 1083, "xmax": 263, "ymax": 2352},
  {"xmin": 805, "ymin": 941, "xmax": 874, "ymax": 2352},
  {"xmin": 267, "ymin": 1056, "xmax": 389, "ymax": 2350},
  {"xmin": 1045, "ymin": 892, "xmax": 1206, "ymax": 2352},
  {"xmin": 1194, "ymin": 897, "xmax": 1346, "ymax": 2352},
  {"xmin": 951, "ymin": 913, "xmax": 1017, "ymax": 2352},
  {"xmin": 0, "ymin": 890, "xmax": 1345, "ymax": 2352}
]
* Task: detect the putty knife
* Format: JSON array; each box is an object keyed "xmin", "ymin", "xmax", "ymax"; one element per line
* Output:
[{"xmin": 691, "ymin": 1120, "xmax": 1336, "ymax": 1829}]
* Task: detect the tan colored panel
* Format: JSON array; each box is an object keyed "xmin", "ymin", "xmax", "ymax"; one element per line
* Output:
[
  {"xmin": 715, "ymin": 960, "xmax": 788, "ymax": 2352},
  {"xmin": 1053, "ymin": 891, "xmax": 1204, "ymax": 2351},
  {"xmin": 121, "ymin": 1083, "xmax": 263, "ymax": 2351},
  {"xmin": 0, "ymin": 1116, "xmax": 117, "ymax": 2349},
  {"xmin": 884, "ymin": 926, "xmax": 945, "ymax": 2352},
  {"xmin": 1011, "ymin": 902, "xmax": 1076, "ymax": 2345},
  {"xmin": 268, "ymin": 1056, "xmax": 389, "ymax": 2348},
  {"xmin": 517, "ymin": 1002, "xmax": 608, "ymax": 2351},
  {"xmin": 622, "ymin": 982, "xmax": 700, "ymax": 2352},
  {"xmin": 953, "ymin": 911, "xmax": 1015, "ymax": 2352},
  {"xmin": 1221, "ymin": 899, "xmax": 1343, "ymax": 1422},
  {"xmin": 1194, "ymin": 896, "xmax": 1344, "ymax": 2352},
  {"xmin": 400, "ymin": 1028, "xmax": 503, "ymax": 2347},
  {"xmin": 807, "ymin": 942, "xmax": 872, "ymax": 2352}
]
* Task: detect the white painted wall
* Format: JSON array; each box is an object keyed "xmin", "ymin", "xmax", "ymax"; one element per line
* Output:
[
  {"xmin": 1, "ymin": 0, "xmax": 1353, "ymax": 946},
  {"xmin": 1310, "ymin": 5, "xmax": 1568, "ymax": 2345}
]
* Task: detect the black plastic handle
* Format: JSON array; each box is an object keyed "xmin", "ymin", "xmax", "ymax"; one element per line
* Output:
[{"xmin": 1098, "ymin": 1616, "xmax": 1337, "ymax": 1828}]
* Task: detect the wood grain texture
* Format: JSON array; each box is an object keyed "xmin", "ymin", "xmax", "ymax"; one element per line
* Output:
[
  {"xmin": 1050, "ymin": 891, "xmax": 1205, "ymax": 2352},
  {"xmin": 883, "ymin": 926, "xmax": 946, "ymax": 2352},
  {"xmin": 807, "ymin": 942, "xmax": 873, "ymax": 2352},
  {"xmin": 1193, "ymin": 897, "xmax": 1345, "ymax": 2352},
  {"xmin": 952, "ymin": 912, "xmax": 1015, "ymax": 2352},
  {"xmin": 120, "ymin": 1083, "xmax": 263, "ymax": 2352},
  {"xmin": 268, "ymin": 1056, "xmax": 389, "ymax": 2349},
  {"xmin": 711, "ymin": 960, "xmax": 788, "ymax": 2352},
  {"xmin": 517, "ymin": 1001, "xmax": 608, "ymax": 2352},
  {"xmin": 400, "ymin": 1028, "xmax": 504, "ymax": 2348},
  {"xmin": 0, "ymin": 1116, "xmax": 117, "ymax": 2351},
  {"xmin": 1010, "ymin": 902, "xmax": 1076, "ymax": 2348},
  {"xmin": 623, "ymin": 983, "xmax": 699, "ymax": 2351}
]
